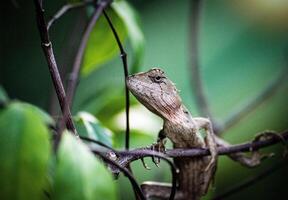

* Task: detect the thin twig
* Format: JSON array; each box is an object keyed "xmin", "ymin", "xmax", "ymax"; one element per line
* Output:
[
  {"xmin": 33, "ymin": 0, "xmax": 78, "ymax": 143},
  {"xmin": 212, "ymin": 158, "xmax": 288, "ymax": 200},
  {"xmin": 218, "ymin": 69, "xmax": 288, "ymax": 134},
  {"xmin": 59, "ymin": 0, "xmax": 111, "ymax": 134},
  {"xmin": 47, "ymin": 0, "xmax": 95, "ymax": 30},
  {"xmin": 80, "ymin": 136, "xmax": 115, "ymax": 151},
  {"xmin": 65, "ymin": 0, "xmax": 111, "ymax": 107},
  {"xmin": 94, "ymin": 148, "xmax": 178, "ymax": 200},
  {"xmin": 93, "ymin": 150, "xmax": 146, "ymax": 200},
  {"xmin": 48, "ymin": 11, "xmax": 86, "ymax": 115},
  {"xmin": 103, "ymin": 10, "xmax": 130, "ymax": 150},
  {"xmin": 125, "ymin": 151, "xmax": 178, "ymax": 200},
  {"xmin": 189, "ymin": 0, "xmax": 218, "ymax": 129}
]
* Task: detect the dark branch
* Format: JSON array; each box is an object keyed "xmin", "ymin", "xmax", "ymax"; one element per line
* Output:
[
  {"xmin": 80, "ymin": 136, "xmax": 115, "ymax": 151},
  {"xmin": 126, "ymin": 151, "xmax": 178, "ymax": 200},
  {"xmin": 93, "ymin": 150, "xmax": 146, "ymax": 200},
  {"xmin": 189, "ymin": 0, "xmax": 219, "ymax": 130},
  {"xmin": 33, "ymin": 0, "xmax": 78, "ymax": 141},
  {"xmin": 104, "ymin": 130, "xmax": 288, "ymax": 167},
  {"xmin": 95, "ymin": 149, "xmax": 178, "ymax": 200},
  {"xmin": 59, "ymin": 0, "xmax": 111, "ymax": 134},
  {"xmin": 218, "ymin": 68, "xmax": 288, "ymax": 134},
  {"xmin": 66, "ymin": 0, "xmax": 111, "ymax": 107},
  {"xmin": 47, "ymin": 0, "xmax": 95, "ymax": 30},
  {"xmin": 103, "ymin": 9, "xmax": 130, "ymax": 150},
  {"xmin": 212, "ymin": 158, "xmax": 288, "ymax": 200}
]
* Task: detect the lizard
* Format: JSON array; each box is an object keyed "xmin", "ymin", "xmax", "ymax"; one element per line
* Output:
[{"xmin": 126, "ymin": 68, "xmax": 272, "ymax": 200}]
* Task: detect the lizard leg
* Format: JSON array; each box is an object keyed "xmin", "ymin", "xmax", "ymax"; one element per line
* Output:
[
  {"xmin": 215, "ymin": 135, "xmax": 264, "ymax": 167},
  {"xmin": 213, "ymin": 130, "xmax": 287, "ymax": 168},
  {"xmin": 193, "ymin": 117, "xmax": 218, "ymax": 171},
  {"xmin": 151, "ymin": 129, "xmax": 167, "ymax": 167}
]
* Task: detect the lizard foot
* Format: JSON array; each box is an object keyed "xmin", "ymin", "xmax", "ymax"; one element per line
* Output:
[
  {"xmin": 150, "ymin": 138, "xmax": 166, "ymax": 168},
  {"xmin": 251, "ymin": 131, "xmax": 288, "ymax": 158}
]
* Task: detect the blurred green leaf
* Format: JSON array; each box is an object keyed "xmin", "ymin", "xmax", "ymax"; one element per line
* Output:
[
  {"xmin": 112, "ymin": 0, "xmax": 145, "ymax": 73},
  {"xmin": 52, "ymin": 132, "xmax": 117, "ymax": 200},
  {"xmin": 0, "ymin": 102, "xmax": 51, "ymax": 200},
  {"xmin": 21, "ymin": 102, "xmax": 55, "ymax": 127},
  {"xmin": 75, "ymin": 111, "xmax": 113, "ymax": 146},
  {"xmin": 82, "ymin": 8, "xmax": 127, "ymax": 76},
  {"xmin": 0, "ymin": 85, "xmax": 8, "ymax": 104}
]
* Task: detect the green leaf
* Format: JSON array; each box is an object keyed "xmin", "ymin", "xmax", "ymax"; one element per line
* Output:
[
  {"xmin": 52, "ymin": 132, "xmax": 117, "ymax": 200},
  {"xmin": 82, "ymin": 8, "xmax": 127, "ymax": 76},
  {"xmin": 0, "ymin": 102, "xmax": 51, "ymax": 200},
  {"xmin": 0, "ymin": 85, "xmax": 8, "ymax": 104},
  {"xmin": 75, "ymin": 112, "xmax": 113, "ymax": 147},
  {"xmin": 21, "ymin": 102, "xmax": 55, "ymax": 127},
  {"xmin": 112, "ymin": 0, "xmax": 145, "ymax": 73}
]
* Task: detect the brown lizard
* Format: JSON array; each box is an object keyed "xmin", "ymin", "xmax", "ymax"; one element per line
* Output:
[{"xmin": 126, "ymin": 68, "xmax": 269, "ymax": 200}]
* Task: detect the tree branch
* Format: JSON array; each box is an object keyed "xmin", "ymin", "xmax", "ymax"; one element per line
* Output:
[
  {"xmin": 93, "ymin": 149, "xmax": 146, "ymax": 200},
  {"xmin": 103, "ymin": 10, "xmax": 130, "ymax": 150},
  {"xmin": 99, "ymin": 149, "xmax": 178, "ymax": 200},
  {"xmin": 100, "ymin": 130, "xmax": 288, "ymax": 168},
  {"xmin": 65, "ymin": 0, "xmax": 111, "ymax": 107},
  {"xmin": 58, "ymin": 0, "xmax": 111, "ymax": 134},
  {"xmin": 47, "ymin": 0, "xmax": 95, "ymax": 30},
  {"xmin": 33, "ymin": 0, "xmax": 78, "ymax": 141}
]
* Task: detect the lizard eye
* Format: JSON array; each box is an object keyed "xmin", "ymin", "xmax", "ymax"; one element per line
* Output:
[
  {"xmin": 155, "ymin": 76, "xmax": 161, "ymax": 81},
  {"xmin": 149, "ymin": 75, "xmax": 165, "ymax": 83},
  {"xmin": 153, "ymin": 75, "xmax": 164, "ymax": 83}
]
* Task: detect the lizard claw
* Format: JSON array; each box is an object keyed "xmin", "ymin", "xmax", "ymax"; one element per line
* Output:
[
  {"xmin": 150, "ymin": 139, "xmax": 166, "ymax": 167},
  {"xmin": 141, "ymin": 158, "xmax": 151, "ymax": 170},
  {"xmin": 151, "ymin": 153, "xmax": 161, "ymax": 168},
  {"xmin": 205, "ymin": 157, "xmax": 216, "ymax": 172}
]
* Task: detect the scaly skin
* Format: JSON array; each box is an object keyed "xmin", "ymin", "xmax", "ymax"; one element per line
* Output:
[
  {"xmin": 127, "ymin": 68, "xmax": 267, "ymax": 199},
  {"xmin": 127, "ymin": 68, "xmax": 217, "ymax": 199}
]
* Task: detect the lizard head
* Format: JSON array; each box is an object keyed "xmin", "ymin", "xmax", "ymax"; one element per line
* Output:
[{"xmin": 126, "ymin": 68, "xmax": 182, "ymax": 120}]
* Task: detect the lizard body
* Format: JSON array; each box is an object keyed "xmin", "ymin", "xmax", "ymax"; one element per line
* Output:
[
  {"xmin": 127, "ymin": 68, "xmax": 217, "ymax": 199},
  {"xmin": 127, "ymin": 68, "xmax": 267, "ymax": 199}
]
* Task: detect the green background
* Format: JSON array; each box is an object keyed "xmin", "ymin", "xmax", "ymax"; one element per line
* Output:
[{"xmin": 1, "ymin": 0, "xmax": 288, "ymax": 199}]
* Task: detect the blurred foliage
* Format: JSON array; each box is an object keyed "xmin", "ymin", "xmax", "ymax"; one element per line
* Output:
[
  {"xmin": 75, "ymin": 111, "xmax": 113, "ymax": 147},
  {"xmin": 82, "ymin": 7, "xmax": 127, "ymax": 76},
  {"xmin": 53, "ymin": 132, "xmax": 117, "ymax": 200},
  {"xmin": 82, "ymin": 0, "xmax": 144, "ymax": 75},
  {"xmin": 1, "ymin": 0, "xmax": 288, "ymax": 199},
  {"xmin": 0, "ymin": 85, "xmax": 8, "ymax": 103},
  {"xmin": 0, "ymin": 102, "xmax": 51, "ymax": 200}
]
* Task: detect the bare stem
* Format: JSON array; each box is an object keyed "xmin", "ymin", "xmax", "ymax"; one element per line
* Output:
[
  {"xmin": 47, "ymin": 0, "xmax": 95, "ymax": 30},
  {"xmin": 94, "ymin": 148, "xmax": 178, "ymax": 200},
  {"xmin": 66, "ymin": 0, "xmax": 111, "ymax": 107},
  {"xmin": 93, "ymin": 149, "xmax": 146, "ymax": 200},
  {"xmin": 103, "ymin": 10, "xmax": 130, "ymax": 150},
  {"xmin": 33, "ymin": 0, "xmax": 78, "ymax": 142}
]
